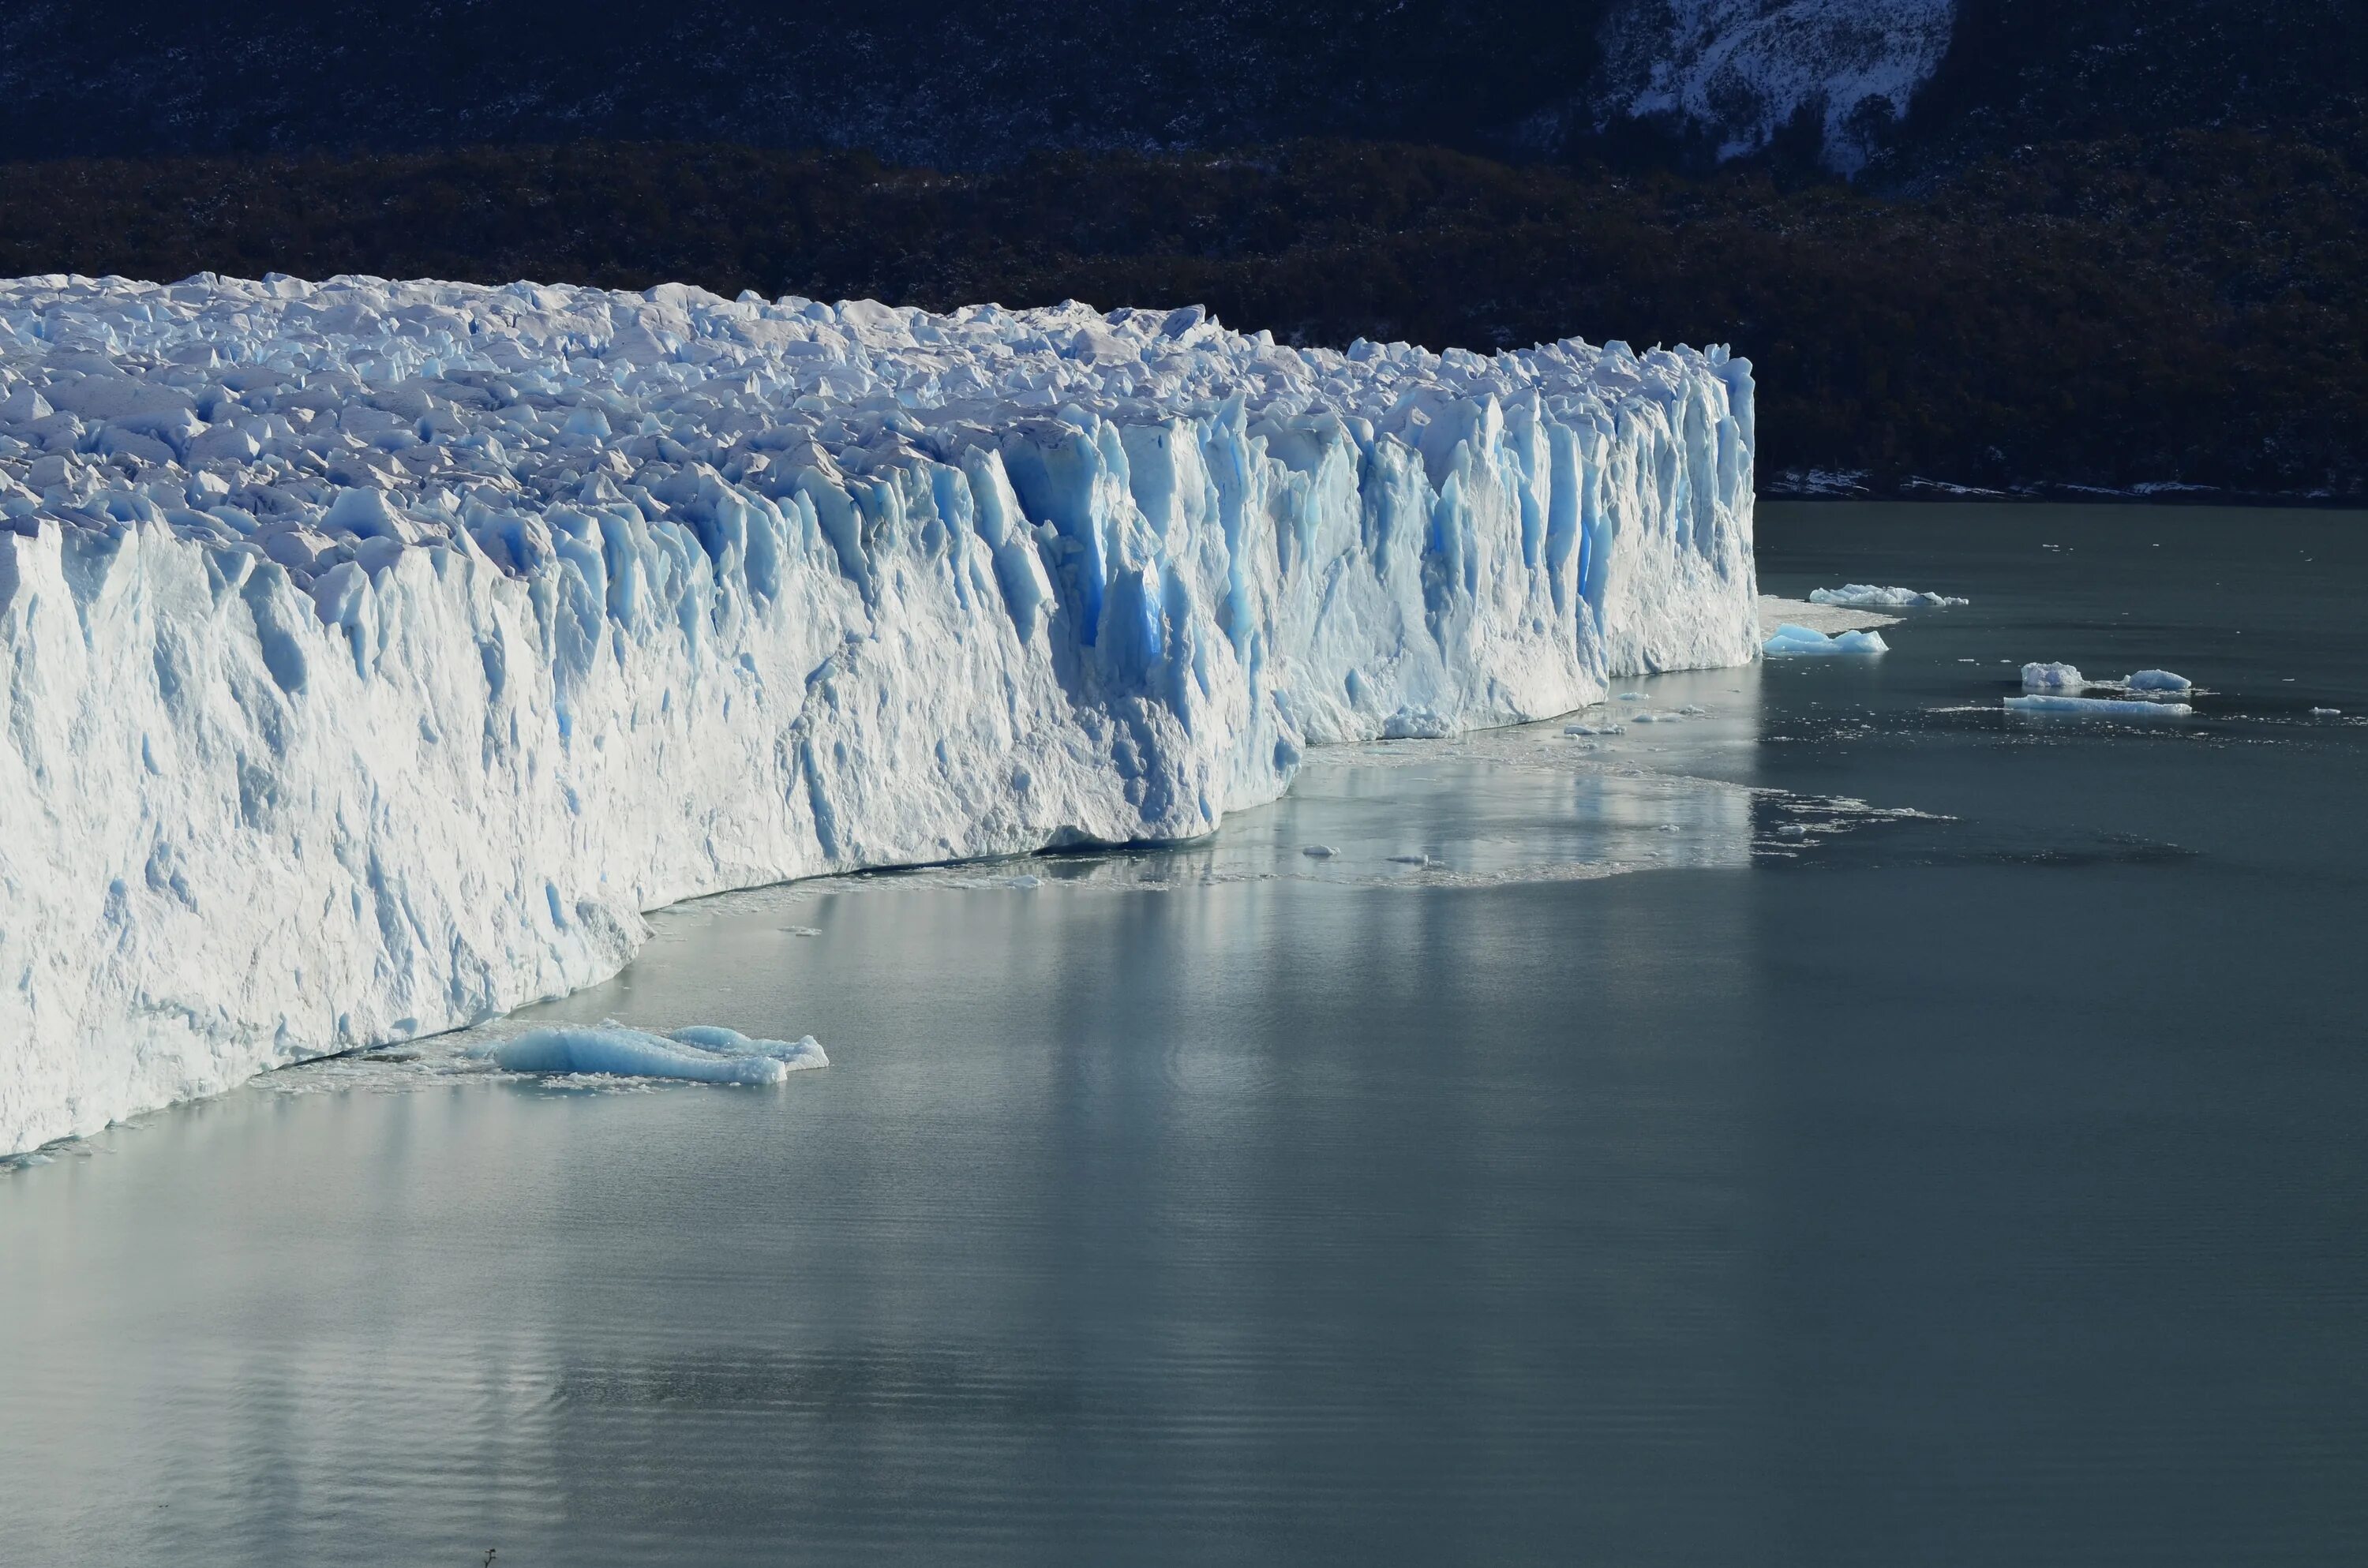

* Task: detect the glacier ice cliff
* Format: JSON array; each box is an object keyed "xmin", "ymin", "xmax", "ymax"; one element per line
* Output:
[{"xmin": 0, "ymin": 273, "xmax": 1759, "ymax": 1154}]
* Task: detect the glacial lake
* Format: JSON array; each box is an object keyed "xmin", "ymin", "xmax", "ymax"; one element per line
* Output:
[{"xmin": 4, "ymin": 503, "xmax": 2364, "ymax": 1566}]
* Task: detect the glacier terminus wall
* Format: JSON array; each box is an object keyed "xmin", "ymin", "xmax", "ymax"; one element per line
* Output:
[{"xmin": 0, "ymin": 273, "xmax": 1759, "ymax": 1154}]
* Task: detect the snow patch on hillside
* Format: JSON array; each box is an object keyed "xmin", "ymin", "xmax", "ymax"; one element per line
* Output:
[{"xmin": 1598, "ymin": 0, "xmax": 1958, "ymax": 174}]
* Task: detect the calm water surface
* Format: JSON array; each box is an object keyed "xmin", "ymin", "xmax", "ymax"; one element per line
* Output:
[{"xmin": 3, "ymin": 503, "xmax": 2364, "ymax": 1565}]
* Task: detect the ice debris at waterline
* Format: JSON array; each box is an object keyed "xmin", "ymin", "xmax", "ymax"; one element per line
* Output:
[
  {"xmin": 1808, "ymin": 584, "xmax": 1967, "ymax": 609},
  {"xmin": 1763, "ymin": 622, "xmax": 1887, "ymax": 657},
  {"xmin": 475, "ymin": 1024, "xmax": 828, "ymax": 1083},
  {"xmin": 2021, "ymin": 662, "xmax": 2086, "ymax": 690},
  {"xmin": 2005, "ymin": 694, "xmax": 2193, "ymax": 718},
  {"xmin": 0, "ymin": 272, "xmax": 1760, "ymax": 1154}
]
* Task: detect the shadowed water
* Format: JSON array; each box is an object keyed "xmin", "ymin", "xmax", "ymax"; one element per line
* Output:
[{"xmin": 3, "ymin": 504, "xmax": 2364, "ymax": 1566}]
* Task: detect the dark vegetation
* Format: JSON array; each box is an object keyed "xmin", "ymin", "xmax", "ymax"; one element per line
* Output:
[
  {"xmin": 3, "ymin": 2, "xmax": 2360, "ymax": 494},
  {"xmin": 5, "ymin": 128, "xmax": 2362, "ymax": 498},
  {"xmin": 0, "ymin": 0, "xmax": 1614, "ymax": 167}
]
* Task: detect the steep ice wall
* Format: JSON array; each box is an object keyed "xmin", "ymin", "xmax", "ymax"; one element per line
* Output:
[
  {"xmin": 1598, "ymin": 0, "xmax": 1958, "ymax": 174},
  {"xmin": 0, "ymin": 274, "xmax": 1758, "ymax": 1154}
]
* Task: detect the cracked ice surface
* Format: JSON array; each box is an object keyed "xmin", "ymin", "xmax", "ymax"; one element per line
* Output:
[{"xmin": 0, "ymin": 272, "xmax": 1759, "ymax": 1152}]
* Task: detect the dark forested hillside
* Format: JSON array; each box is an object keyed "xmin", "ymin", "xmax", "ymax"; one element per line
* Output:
[
  {"xmin": 0, "ymin": 0, "xmax": 1615, "ymax": 168},
  {"xmin": 1894, "ymin": 0, "xmax": 2367, "ymax": 170},
  {"xmin": 5, "ymin": 6, "xmax": 2362, "ymax": 496},
  {"xmin": 5, "ymin": 129, "xmax": 2362, "ymax": 500},
  {"xmin": 2, "ymin": 2, "xmax": 2361, "ymax": 176}
]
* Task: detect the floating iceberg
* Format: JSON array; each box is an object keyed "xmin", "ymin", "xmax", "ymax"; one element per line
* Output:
[
  {"xmin": 1763, "ymin": 623, "xmax": 1887, "ymax": 657},
  {"xmin": 481, "ymin": 1023, "xmax": 823, "ymax": 1083},
  {"xmin": 668, "ymin": 1024, "xmax": 829, "ymax": 1070},
  {"xmin": 2126, "ymin": 669, "xmax": 2192, "ymax": 692},
  {"xmin": 0, "ymin": 272, "xmax": 1759, "ymax": 1154},
  {"xmin": 2005, "ymin": 694, "xmax": 2192, "ymax": 718},
  {"xmin": 2021, "ymin": 662, "xmax": 2086, "ymax": 690},
  {"xmin": 1808, "ymin": 584, "xmax": 1968, "ymax": 608}
]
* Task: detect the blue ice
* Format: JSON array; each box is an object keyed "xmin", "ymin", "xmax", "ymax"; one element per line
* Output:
[
  {"xmin": 1763, "ymin": 623, "xmax": 1888, "ymax": 657},
  {"xmin": 485, "ymin": 1024, "xmax": 826, "ymax": 1083}
]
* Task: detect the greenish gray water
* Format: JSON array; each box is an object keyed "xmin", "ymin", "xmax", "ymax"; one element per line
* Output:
[{"xmin": 3, "ymin": 503, "xmax": 2364, "ymax": 1566}]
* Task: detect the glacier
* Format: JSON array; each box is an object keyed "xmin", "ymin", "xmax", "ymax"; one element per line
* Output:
[{"xmin": 0, "ymin": 272, "xmax": 1759, "ymax": 1155}]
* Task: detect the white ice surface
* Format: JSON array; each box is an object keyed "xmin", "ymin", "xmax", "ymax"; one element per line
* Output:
[
  {"xmin": 2004, "ymin": 694, "xmax": 2192, "ymax": 718},
  {"xmin": 1810, "ymin": 583, "xmax": 1967, "ymax": 608},
  {"xmin": 2021, "ymin": 662, "xmax": 2086, "ymax": 690},
  {"xmin": 1763, "ymin": 622, "xmax": 1887, "ymax": 657},
  {"xmin": 478, "ymin": 1023, "xmax": 815, "ymax": 1083},
  {"xmin": 0, "ymin": 272, "xmax": 1759, "ymax": 1153},
  {"xmin": 2126, "ymin": 669, "xmax": 2192, "ymax": 692}
]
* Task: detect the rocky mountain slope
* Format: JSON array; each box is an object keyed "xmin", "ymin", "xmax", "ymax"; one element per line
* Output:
[{"xmin": 1, "ymin": 2, "xmax": 2356, "ymax": 176}]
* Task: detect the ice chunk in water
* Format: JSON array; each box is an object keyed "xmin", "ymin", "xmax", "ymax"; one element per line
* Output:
[
  {"xmin": 2021, "ymin": 662, "xmax": 2086, "ymax": 690},
  {"xmin": 2126, "ymin": 669, "xmax": 2192, "ymax": 692},
  {"xmin": 485, "ymin": 1024, "xmax": 824, "ymax": 1083},
  {"xmin": 1764, "ymin": 623, "xmax": 1888, "ymax": 657},
  {"xmin": 1810, "ymin": 584, "xmax": 1968, "ymax": 608},
  {"xmin": 669, "ymin": 1025, "xmax": 829, "ymax": 1070}
]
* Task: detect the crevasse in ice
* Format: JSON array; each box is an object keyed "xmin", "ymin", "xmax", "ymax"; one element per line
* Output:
[{"xmin": 0, "ymin": 273, "xmax": 1759, "ymax": 1153}]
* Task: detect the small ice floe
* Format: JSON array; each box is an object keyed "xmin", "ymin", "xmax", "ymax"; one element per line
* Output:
[
  {"xmin": 1631, "ymin": 709, "xmax": 1677, "ymax": 723},
  {"xmin": 2021, "ymin": 662, "xmax": 2086, "ymax": 690},
  {"xmin": 1302, "ymin": 844, "xmax": 1339, "ymax": 858},
  {"xmin": 1677, "ymin": 705, "xmax": 1708, "ymax": 717},
  {"xmin": 2005, "ymin": 694, "xmax": 2192, "ymax": 718},
  {"xmin": 1009, "ymin": 874, "xmax": 1043, "ymax": 889},
  {"xmin": 2313, "ymin": 707, "xmax": 2344, "ymax": 717},
  {"xmin": 1764, "ymin": 623, "xmax": 1888, "ymax": 657},
  {"xmin": 1565, "ymin": 721, "xmax": 1625, "ymax": 735},
  {"xmin": 1809, "ymin": 585, "xmax": 1969, "ymax": 608},
  {"xmin": 1618, "ymin": 692, "xmax": 1647, "ymax": 702},
  {"xmin": 667, "ymin": 1026, "xmax": 830, "ymax": 1070},
  {"xmin": 479, "ymin": 1023, "xmax": 826, "ymax": 1083},
  {"xmin": 1387, "ymin": 853, "xmax": 1430, "ymax": 866},
  {"xmin": 2126, "ymin": 669, "xmax": 2193, "ymax": 693}
]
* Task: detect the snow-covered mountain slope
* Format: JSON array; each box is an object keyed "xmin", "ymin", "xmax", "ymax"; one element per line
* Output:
[
  {"xmin": 1598, "ymin": 0, "xmax": 1958, "ymax": 173},
  {"xmin": 0, "ymin": 274, "xmax": 1759, "ymax": 1154}
]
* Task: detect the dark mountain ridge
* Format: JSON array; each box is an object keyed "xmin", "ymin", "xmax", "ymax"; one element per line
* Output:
[
  {"xmin": 3, "ymin": 6, "xmax": 2362, "ymax": 500},
  {"xmin": 2, "ymin": 2, "xmax": 2360, "ymax": 178}
]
